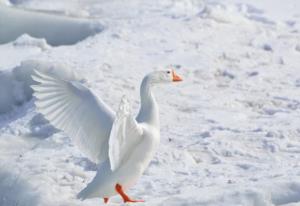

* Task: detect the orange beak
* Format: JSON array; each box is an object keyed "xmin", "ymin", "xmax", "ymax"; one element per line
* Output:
[{"xmin": 172, "ymin": 70, "xmax": 183, "ymax": 82}]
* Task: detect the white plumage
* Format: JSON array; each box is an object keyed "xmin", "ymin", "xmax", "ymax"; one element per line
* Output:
[
  {"xmin": 31, "ymin": 69, "xmax": 182, "ymax": 203},
  {"xmin": 31, "ymin": 70, "xmax": 114, "ymax": 164},
  {"xmin": 109, "ymin": 96, "xmax": 143, "ymax": 171}
]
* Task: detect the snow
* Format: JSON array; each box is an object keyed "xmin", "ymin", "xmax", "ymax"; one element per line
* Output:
[
  {"xmin": 0, "ymin": 0, "xmax": 300, "ymax": 205},
  {"xmin": 0, "ymin": 167, "xmax": 40, "ymax": 206}
]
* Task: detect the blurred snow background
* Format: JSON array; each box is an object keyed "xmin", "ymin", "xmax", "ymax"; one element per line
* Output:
[{"xmin": 0, "ymin": 0, "xmax": 300, "ymax": 205}]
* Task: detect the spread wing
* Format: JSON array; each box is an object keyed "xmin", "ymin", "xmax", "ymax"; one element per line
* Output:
[
  {"xmin": 31, "ymin": 70, "xmax": 115, "ymax": 164},
  {"xmin": 108, "ymin": 96, "xmax": 143, "ymax": 171}
]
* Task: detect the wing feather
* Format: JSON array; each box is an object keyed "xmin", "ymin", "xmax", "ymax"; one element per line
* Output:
[
  {"xmin": 108, "ymin": 96, "xmax": 143, "ymax": 171},
  {"xmin": 31, "ymin": 70, "xmax": 115, "ymax": 164}
]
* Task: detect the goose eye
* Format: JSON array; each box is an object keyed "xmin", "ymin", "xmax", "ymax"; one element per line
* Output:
[{"xmin": 167, "ymin": 71, "xmax": 171, "ymax": 74}]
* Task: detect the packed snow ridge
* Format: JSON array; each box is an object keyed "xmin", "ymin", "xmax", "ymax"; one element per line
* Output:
[{"xmin": 0, "ymin": 4, "xmax": 104, "ymax": 46}]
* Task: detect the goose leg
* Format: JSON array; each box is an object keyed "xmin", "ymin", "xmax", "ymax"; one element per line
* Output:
[
  {"xmin": 103, "ymin": 197, "xmax": 109, "ymax": 204},
  {"xmin": 115, "ymin": 184, "xmax": 144, "ymax": 203}
]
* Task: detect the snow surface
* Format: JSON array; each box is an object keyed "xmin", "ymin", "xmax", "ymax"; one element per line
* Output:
[{"xmin": 0, "ymin": 0, "xmax": 300, "ymax": 205}]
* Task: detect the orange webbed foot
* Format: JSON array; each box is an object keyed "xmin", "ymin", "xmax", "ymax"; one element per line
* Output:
[
  {"xmin": 104, "ymin": 197, "xmax": 109, "ymax": 204},
  {"xmin": 115, "ymin": 183, "xmax": 145, "ymax": 203}
]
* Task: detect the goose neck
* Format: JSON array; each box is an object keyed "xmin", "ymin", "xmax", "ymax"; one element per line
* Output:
[{"xmin": 137, "ymin": 76, "xmax": 159, "ymax": 128}]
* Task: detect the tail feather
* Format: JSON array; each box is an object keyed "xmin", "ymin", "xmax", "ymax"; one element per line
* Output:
[
  {"xmin": 77, "ymin": 187, "xmax": 90, "ymax": 200},
  {"xmin": 77, "ymin": 161, "xmax": 111, "ymax": 200}
]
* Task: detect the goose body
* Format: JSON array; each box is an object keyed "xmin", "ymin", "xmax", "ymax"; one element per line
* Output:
[
  {"xmin": 79, "ymin": 123, "xmax": 160, "ymax": 199},
  {"xmin": 31, "ymin": 69, "xmax": 182, "ymax": 203}
]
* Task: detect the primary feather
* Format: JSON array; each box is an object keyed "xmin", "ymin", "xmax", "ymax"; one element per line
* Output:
[{"xmin": 31, "ymin": 70, "xmax": 115, "ymax": 164}]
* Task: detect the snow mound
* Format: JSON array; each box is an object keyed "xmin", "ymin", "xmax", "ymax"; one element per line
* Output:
[
  {"xmin": 13, "ymin": 34, "xmax": 50, "ymax": 51},
  {"xmin": 0, "ymin": 60, "xmax": 81, "ymax": 114},
  {"xmin": 199, "ymin": 3, "xmax": 250, "ymax": 24},
  {"xmin": 0, "ymin": 5, "xmax": 104, "ymax": 46},
  {"xmin": 270, "ymin": 181, "xmax": 300, "ymax": 205},
  {"xmin": 162, "ymin": 0, "xmax": 206, "ymax": 18},
  {"xmin": 0, "ymin": 169, "xmax": 40, "ymax": 206}
]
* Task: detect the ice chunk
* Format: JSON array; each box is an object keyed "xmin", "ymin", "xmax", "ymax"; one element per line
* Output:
[{"xmin": 0, "ymin": 5, "xmax": 104, "ymax": 46}]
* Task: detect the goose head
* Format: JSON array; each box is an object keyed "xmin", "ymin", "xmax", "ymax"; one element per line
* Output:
[
  {"xmin": 138, "ymin": 69, "xmax": 182, "ymax": 126},
  {"xmin": 147, "ymin": 70, "xmax": 183, "ymax": 85}
]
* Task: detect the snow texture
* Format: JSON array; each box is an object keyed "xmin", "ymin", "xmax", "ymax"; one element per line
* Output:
[
  {"xmin": 0, "ymin": 168, "xmax": 40, "ymax": 206},
  {"xmin": 0, "ymin": 0, "xmax": 300, "ymax": 205}
]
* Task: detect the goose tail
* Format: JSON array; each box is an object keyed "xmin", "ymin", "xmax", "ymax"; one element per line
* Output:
[{"xmin": 77, "ymin": 186, "xmax": 92, "ymax": 200}]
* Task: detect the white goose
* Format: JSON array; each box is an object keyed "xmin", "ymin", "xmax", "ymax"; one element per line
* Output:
[{"xmin": 31, "ymin": 69, "xmax": 182, "ymax": 203}]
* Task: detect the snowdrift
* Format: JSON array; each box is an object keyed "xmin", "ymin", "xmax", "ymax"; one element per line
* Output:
[
  {"xmin": 0, "ymin": 4, "xmax": 104, "ymax": 46},
  {"xmin": 0, "ymin": 60, "xmax": 81, "ymax": 114}
]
